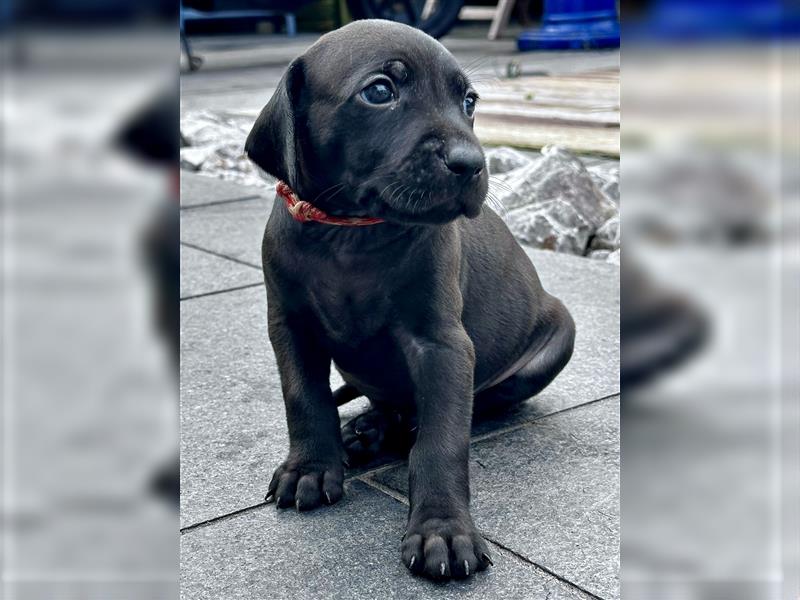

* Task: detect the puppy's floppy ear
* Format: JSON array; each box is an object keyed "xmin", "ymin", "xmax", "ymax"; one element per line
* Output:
[{"xmin": 245, "ymin": 58, "xmax": 305, "ymax": 185}]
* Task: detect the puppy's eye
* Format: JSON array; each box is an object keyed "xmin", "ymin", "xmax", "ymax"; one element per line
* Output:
[
  {"xmin": 463, "ymin": 94, "xmax": 478, "ymax": 118},
  {"xmin": 360, "ymin": 81, "xmax": 395, "ymax": 105}
]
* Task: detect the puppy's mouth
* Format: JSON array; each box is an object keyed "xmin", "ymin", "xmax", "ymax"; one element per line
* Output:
[
  {"xmin": 357, "ymin": 175, "xmax": 488, "ymax": 225},
  {"xmin": 358, "ymin": 184, "xmax": 486, "ymax": 224}
]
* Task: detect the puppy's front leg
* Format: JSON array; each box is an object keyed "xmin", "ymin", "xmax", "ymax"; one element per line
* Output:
[
  {"xmin": 266, "ymin": 304, "xmax": 344, "ymax": 511},
  {"xmin": 400, "ymin": 325, "xmax": 492, "ymax": 580}
]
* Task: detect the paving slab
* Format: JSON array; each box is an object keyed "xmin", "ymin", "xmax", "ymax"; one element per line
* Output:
[
  {"xmin": 181, "ymin": 285, "xmax": 283, "ymax": 528},
  {"xmin": 180, "ymin": 285, "xmax": 349, "ymax": 528},
  {"xmin": 180, "ymin": 171, "xmax": 267, "ymax": 207},
  {"xmin": 180, "ymin": 480, "xmax": 594, "ymax": 600},
  {"xmin": 370, "ymin": 396, "xmax": 620, "ymax": 600},
  {"xmin": 180, "ymin": 194, "xmax": 271, "ymax": 267},
  {"xmin": 180, "ymin": 244, "xmax": 262, "ymax": 299}
]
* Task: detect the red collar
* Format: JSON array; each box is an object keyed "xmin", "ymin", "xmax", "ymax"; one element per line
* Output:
[{"xmin": 276, "ymin": 181, "xmax": 385, "ymax": 226}]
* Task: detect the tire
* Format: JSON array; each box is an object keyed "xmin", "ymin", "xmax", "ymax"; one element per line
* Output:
[{"xmin": 346, "ymin": 0, "xmax": 464, "ymax": 39}]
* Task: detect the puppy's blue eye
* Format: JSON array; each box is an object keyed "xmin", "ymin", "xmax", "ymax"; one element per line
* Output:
[
  {"xmin": 463, "ymin": 95, "xmax": 477, "ymax": 118},
  {"xmin": 361, "ymin": 82, "xmax": 395, "ymax": 105}
]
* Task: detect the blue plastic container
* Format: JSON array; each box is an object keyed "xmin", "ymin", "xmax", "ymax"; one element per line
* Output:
[{"xmin": 517, "ymin": 0, "xmax": 620, "ymax": 51}]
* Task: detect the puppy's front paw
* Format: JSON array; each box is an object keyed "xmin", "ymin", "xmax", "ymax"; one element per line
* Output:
[
  {"xmin": 265, "ymin": 459, "xmax": 343, "ymax": 511},
  {"xmin": 401, "ymin": 515, "xmax": 492, "ymax": 580}
]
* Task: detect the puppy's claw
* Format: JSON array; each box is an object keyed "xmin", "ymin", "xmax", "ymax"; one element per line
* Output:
[
  {"xmin": 325, "ymin": 491, "xmax": 332, "ymax": 504},
  {"xmin": 482, "ymin": 552, "xmax": 494, "ymax": 566},
  {"xmin": 264, "ymin": 492, "xmax": 275, "ymax": 504},
  {"xmin": 275, "ymin": 497, "xmax": 282, "ymax": 509},
  {"xmin": 409, "ymin": 556, "xmax": 415, "ymax": 569},
  {"xmin": 440, "ymin": 563, "xmax": 446, "ymax": 576},
  {"xmin": 464, "ymin": 560, "xmax": 470, "ymax": 576}
]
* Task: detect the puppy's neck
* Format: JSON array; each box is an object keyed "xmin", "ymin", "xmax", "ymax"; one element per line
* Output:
[{"xmin": 275, "ymin": 197, "xmax": 433, "ymax": 255}]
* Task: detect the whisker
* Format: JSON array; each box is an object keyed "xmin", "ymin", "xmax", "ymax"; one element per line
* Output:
[
  {"xmin": 412, "ymin": 188, "xmax": 425, "ymax": 213},
  {"xmin": 377, "ymin": 184, "xmax": 392, "ymax": 200},
  {"xmin": 484, "ymin": 190, "xmax": 507, "ymax": 217},
  {"xmin": 389, "ymin": 184, "xmax": 407, "ymax": 205},
  {"xmin": 461, "ymin": 55, "xmax": 496, "ymax": 78},
  {"xmin": 378, "ymin": 180, "xmax": 401, "ymax": 201},
  {"xmin": 312, "ymin": 182, "xmax": 345, "ymax": 204},
  {"xmin": 488, "ymin": 176, "xmax": 515, "ymax": 192}
]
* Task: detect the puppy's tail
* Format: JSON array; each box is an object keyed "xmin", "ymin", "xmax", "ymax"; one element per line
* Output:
[{"xmin": 333, "ymin": 384, "xmax": 363, "ymax": 407}]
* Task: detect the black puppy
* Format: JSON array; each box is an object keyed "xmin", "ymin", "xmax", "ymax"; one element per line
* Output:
[{"xmin": 246, "ymin": 20, "xmax": 575, "ymax": 580}]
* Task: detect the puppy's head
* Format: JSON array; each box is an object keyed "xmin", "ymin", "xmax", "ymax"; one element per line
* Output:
[{"xmin": 246, "ymin": 20, "xmax": 488, "ymax": 225}]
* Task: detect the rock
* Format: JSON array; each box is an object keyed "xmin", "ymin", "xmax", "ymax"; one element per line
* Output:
[
  {"xmin": 505, "ymin": 199, "xmax": 592, "ymax": 255},
  {"xmin": 180, "ymin": 111, "xmax": 275, "ymax": 187},
  {"xmin": 589, "ymin": 215, "xmax": 620, "ymax": 252},
  {"xmin": 495, "ymin": 146, "xmax": 617, "ymax": 230},
  {"xmin": 485, "ymin": 146, "xmax": 533, "ymax": 175},
  {"xmin": 589, "ymin": 249, "xmax": 611, "ymax": 260},
  {"xmin": 606, "ymin": 249, "xmax": 620, "ymax": 265},
  {"xmin": 180, "ymin": 145, "xmax": 216, "ymax": 171},
  {"xmin": 587, "ymin": 163, "xmax": 619, "ymax": 204},
  {"xmin": 493, "ymin": 145, "xmax": 620, "ymax": 255}
]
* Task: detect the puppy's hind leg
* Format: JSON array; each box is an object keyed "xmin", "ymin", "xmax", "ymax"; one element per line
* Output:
[
  {"xmin": 333, "ymin": 383, "xmax": 362, "ymax": 406},
  {"xmin": 341, "ymin": 404, "xmax": 416, "ymax": 467},
  {"xmin": 474, "ymin": 299, "xmax": 575, "ymax": 418}
]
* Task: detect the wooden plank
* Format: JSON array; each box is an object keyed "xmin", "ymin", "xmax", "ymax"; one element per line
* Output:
[
  {"xmin": 478, "ymin": 101, "xmax": 619, "ymax": 127},
  {"xmin": 468, "ymin": 70, "xmax": 619, "ymax": 155},
  {"xmin": 458, "ymin": 6, "xmax": 498, "ymax": 19},
  {"xmin": 475, "ymin": 117, "xmax": 620, "ymax": 157}
]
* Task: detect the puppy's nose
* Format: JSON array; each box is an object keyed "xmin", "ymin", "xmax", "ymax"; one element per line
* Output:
[{"xmin": 444, "ymin": 145, "xmax": 484, "ymax": 177}]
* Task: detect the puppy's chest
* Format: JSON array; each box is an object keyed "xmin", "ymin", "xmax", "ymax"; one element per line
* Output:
[{"xmin": 304, "ymin": 272, "xmax": 395, "ymax": 345}]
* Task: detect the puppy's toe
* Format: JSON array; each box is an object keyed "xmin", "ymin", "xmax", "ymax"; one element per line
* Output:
[
  {"xmin": 273, "ymin": 470, "xmax": 299, "ymax": 509},
  {"xmin": 266, "ymin": 460, "xmax": 343, "ymax": 512},
  {"xmin": 295, "ymin": 473, "xmax": 322, "ymax": 511},
  {"xmin": 401, "ymin": 534, "xmax": 424, "ymax": 574},
  {"xmin": 322, "ymin": 470, "xmax": 343, "ymax": 505},
  {"xmin": 451, "ymin": 534, "xmax": 484, "ymax": 578},
  {"xmin": 422, "ymin": 535, "xmax": 450, "ymax": 580}
]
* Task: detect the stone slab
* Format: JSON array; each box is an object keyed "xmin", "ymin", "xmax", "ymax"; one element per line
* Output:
[
  {"xmin": 180, "ymin": 480, "xmax": 594, "ymax": 600},
  {"xmin": 180, "ymin": 171, "xmax": 267, "ymax": 208},
  {"xmin": 180, "ymin": 244, "xmax": 262, "ymax": 299},
  {"xmin": 180, "ymin": 285, "xmax": 283, "ymax": 527},
  {"xmin": 180, "ymin": 285, "xmax": 348, "ymax": 528},
  {"xmin": 180, "ymin": 195, "xmax": 271, "ymax": 267},
  {"xmin": 371, "ymin": 397, "xmax": 620, "ymax": 600}
]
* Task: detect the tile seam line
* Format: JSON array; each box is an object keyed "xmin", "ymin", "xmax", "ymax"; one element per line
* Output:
[
  {"xmin": 351, "ymin": 391, "xmax": 619, "ymax": 482},
  {"xmin": 484, "ymin": 538, "xmax": 607, "ymax": 600},
  {"xmin": 181, "ymin": 282, "xmax": 264, "ymax": 301},
  {"xmin": 181, "ymin": 194, "xmax": 263, "ymax": 210},
  {"xmin": 470, "ymin": 391, "xmax": 620, "ymax": 444},
  {"xmin": 179, "ymin": 392, "xmax": 618, "ymax": 533},
  {"xmin": 180, "ymin": 501, "xmax": 269, "ymax": 534},
  {"xmin": 180, "ymin": 241, "xmax": 262, "ymax": 269},
  {"xmin": 178, "ymin": 464, "xmax": 405, "ymax": 534},
  {"xmin": 358, "ymin": 477, "xmax": 605, "ymax": 600}
]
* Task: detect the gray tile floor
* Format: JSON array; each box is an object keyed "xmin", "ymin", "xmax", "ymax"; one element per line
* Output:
[{"xmin": 180, "ymin": 173, "xmax": 620, "ymax": 599}]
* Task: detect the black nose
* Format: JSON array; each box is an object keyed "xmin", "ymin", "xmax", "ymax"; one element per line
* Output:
[{"xmin": 444, "ymin": 144, "xmax": 484, "ymax": 177}]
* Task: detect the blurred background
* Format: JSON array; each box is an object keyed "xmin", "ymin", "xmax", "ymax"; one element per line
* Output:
[{"xmin": 2, "ymin": 0, "xmax": 799, "ymax": 599}]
